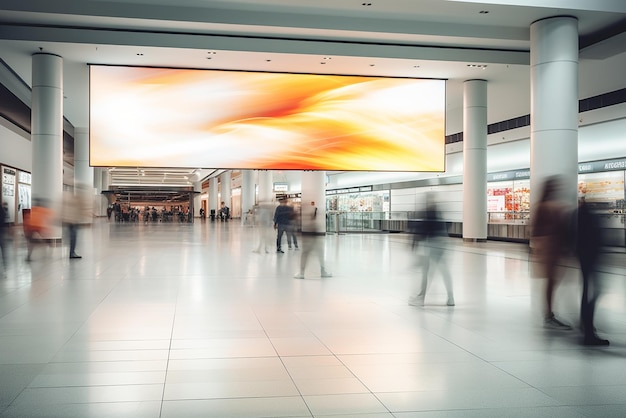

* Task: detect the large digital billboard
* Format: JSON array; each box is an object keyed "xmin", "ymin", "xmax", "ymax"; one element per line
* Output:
[{"xmin": 89, "ymin": 65, "xmax": 445, "ymax": 171}]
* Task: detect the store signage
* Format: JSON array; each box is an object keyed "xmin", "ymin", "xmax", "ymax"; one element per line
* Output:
[
  {"xmin": 578, "ymin": 158, "xmax": 626, "ymax": 173},
  {"xmin": 487, "ymin": 169, "xmax": 530, "ymax": 182},
  {"xmin": 273, "ymin": 182, "xmax": 288, "ymax": 192}
]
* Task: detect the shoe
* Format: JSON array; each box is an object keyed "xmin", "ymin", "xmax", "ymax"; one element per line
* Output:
[
  {"xmin": 408, "ymin": 295, "xmax": 425, "ymax": 306},
  {"xmin": 294, "ymin": 273, "xmax": 305, "ymax": 279},
  {"xmin": 544, "ymin": 315, "xmax": 572, "ymax": 330},
  {"xmin": 583, "ymin": 335, "xmax": 609, "ymax": 346},
  {"xmin": 288, "ymin": 246, "xmax": 292, "ymax": 249},
  {"xmin": 69, "ymin": 254, "xmax": 82, "ymax": 259},
  {"xmin": 277, "ymin": 249, "xmax": 284, "ymax": 253},
  {"xmin": 321, "ymin": 270, "xmax": 332, "ymax": 278},
  {"xmin": 446, "ymin": 297, "xmax": 455, "ymax": 306}
]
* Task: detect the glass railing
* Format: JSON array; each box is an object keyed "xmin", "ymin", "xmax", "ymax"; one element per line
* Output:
[
  {"xmin": 487, "ymin": 211, "xmax": 530, "ymax": 224},
  {"xmin": 327, "ymin": 211, "xmax": 384, "ymax": 233},
  {"xmin": 326, "ymin": 211, "xmax": 413, "ymax": 233}
]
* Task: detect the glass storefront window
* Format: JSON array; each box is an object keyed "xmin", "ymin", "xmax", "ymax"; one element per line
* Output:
[
  {"xmin": 326, "ymin": 190, "xmax": 389, "ymax": 213},
  {"xmin": 578, "ymin": 171, "xmax": 625, "ymax": 207},
  {"xmin": 487, "ymin": 180, "xmax": 530, "ymax": 224}
]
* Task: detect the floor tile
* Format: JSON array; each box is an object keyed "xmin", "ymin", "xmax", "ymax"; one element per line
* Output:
[
  {"xmin": 160, "ymin": 397, "xmax": 311, "ymax": 418},
  {"xmin": 1, "ymin": 221, "xmax": 625, "ymax": 417}
]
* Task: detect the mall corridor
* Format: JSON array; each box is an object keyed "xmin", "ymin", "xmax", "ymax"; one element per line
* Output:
[{"xmin": 0, "ymin": 220, "xmax": 625, "ymax": 417}]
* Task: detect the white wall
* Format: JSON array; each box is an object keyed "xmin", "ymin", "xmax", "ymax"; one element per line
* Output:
[
  {"xmin": 0, "ymin": 118, "xmax": 31, "ymax": 171},
  {"xmin": 391, "ymin": 184, "xmax": 463, "ymax": 222}
]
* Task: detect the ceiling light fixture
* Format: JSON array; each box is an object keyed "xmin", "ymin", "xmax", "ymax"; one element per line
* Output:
[
  {"xmin": 362, "ymin": 2, "xmax": 372, "ymax": 6},
  {"xmin": 479, "ymin": 10, "xmax": 489, "ymax": 14},
  {"xmin": 467, "ymin": 64, "xmax": 488, "ymax": 69},
  {"xmin": 136, "ymin": 53, "xmax": 143, "ymax": 56}
]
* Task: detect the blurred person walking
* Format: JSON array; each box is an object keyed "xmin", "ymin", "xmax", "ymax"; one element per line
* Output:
[
  {"xmin": 408, "ymin": 193, "xmax": 454, "ymax": 307},
  {"xmin": 294, "ymin": 201, "xmax": 331, "ymax": 279},
  {"xmin": 531, "ymin": 176, "xmax": 572, "ymax": 330},
  {"xmin": 62, "ymin": 184, "xmax": 92, "ymax": 259},
  {"xmin": 23, "ymin": 199, "xmax": 54, "ymax": 262},
  {"xmin": 576, "ymin": 197, "xmax": 609, "ymax": 345},
  {"xmin": 286, "ymin": 205, "xmax": 299, "ymax": 250},
  {"xmin": 252, "ymin": 201, "xmax": 275, "ymax": 254},
  {"xmin": 273, "ymin": 198, "xmax": 292, "ymax": 253}
]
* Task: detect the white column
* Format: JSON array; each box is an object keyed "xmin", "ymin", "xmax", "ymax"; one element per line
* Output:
[
  {"xmin": 241, "ymin": 170, "xmax": 255, "ymax": 225},
  {"xmin": 73, "ymin": 127, "xmax": 93, "ymax": 188},
  {"xmin": 102, "ymin": 169, "xmax": 110, "ymax": 195},
  {"xmin": 209, "ymin": 177, "xmax": 218, "ymax": 217},
  {"xmin": 93, "ymin": 167, "xmax": 103, "ymax": 216},
  {"xmin": 220, "ymin": 171, "xmax": 232, "ymax": 211},
  {"xmin": 301, "ymin": 171, "xmax": 326, "ymax": 233},
  {"xmin": 257, "ymin": 170, "xmax": 274, "ymax": 203},
  {"xmin": 462, "ymin": 79, "xmax": 488, "ymax": 241},
  {"xmin": 193, "ymin": 180, "xmax": 202, "ymax": 218},
  {"xmin": 530, "ymin": 16, "xmax": 579, "ymax": 211},
  {"xmin": 31, "ymin": 53, "xmax": 63, "ymax": 240}
]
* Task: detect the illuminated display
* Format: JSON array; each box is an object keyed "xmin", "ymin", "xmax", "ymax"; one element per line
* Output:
[{"xmin": 89, "ymin": 65, "xmax": 445, "ymax": 171}]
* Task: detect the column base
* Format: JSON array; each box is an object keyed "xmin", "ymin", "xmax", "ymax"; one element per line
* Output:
[{"xmin": 463, "ymin": 238, "xmax": 487, "ymax": 243}]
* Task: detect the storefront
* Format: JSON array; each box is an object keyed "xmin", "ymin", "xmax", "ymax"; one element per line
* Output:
[
  {"xmin": 486, "ymin": 158, "xmax": 626, "ymax": 245},
  {"xmin": 486, "ymin": 169, "xmax": 530, "ymax": 225},
  {"xmin": 325, "ymin": 187, "xmax": 390, "ymax": 232},
  {"xmin": 326, "ymin": 187, "xmax": 389, "ymax": 213},
  {"xmin": 2, "ymin": 165, "xmax": 31, "ymax": 225},
  {"xmin": 578, "ymin": 158, "xmax": 626, "ymax": 246}
]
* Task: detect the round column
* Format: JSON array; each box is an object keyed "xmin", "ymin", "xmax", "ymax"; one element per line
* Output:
[
  {"xmin": 220, "ymin": 171, "xmax": 232, "ymax": 212},
  {"xmin": 31, "ymin": 53, "xmax": 63, "ymax": 240},
  {"xmin": 93, "ymin": 167, "xmax": 104, "ymax": 217},
  {"xmin": 209, "ymin": 177, "xmax": 218, "ymax": 217},
  {"xmin": 301, "ymin": 171, "xmax": 326, "ymax": 233},
  {"xmin": 73, "ymin": 127, "xmax": 93, "ymax": 188},
  {"xmin": 530, "ymin": 16, "xmax": 579, "ymax": 211},
  {"xmin": 241, "ymin": 170, "xmax": 255, "ymax": 225},
  {"xmin": 193, "ymin": 180, "xmax": 202, "ymax": 220},
  {"xmin": 462, "ymin": 79, "xmax": 488, "ymax": 241}
]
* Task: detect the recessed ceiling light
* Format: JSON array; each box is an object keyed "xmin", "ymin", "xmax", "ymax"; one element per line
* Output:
[
  {"xmin": 370, "ymin": 64, "xmax": 375, "ymax": 67},
  {"xmin": 467, "ymin": 64, "xmax": 488, "ymax": 69},
  {"xmin": 413, "ymin": 65, "xmax": 420, "ymax": 68},
  {"xmin": 479, "ymin": 10, "xmax": 489, "ymax": 14},
  {"xmin": 136, "ymin": 53, "xmax": 143, "ymax": 56},
  {"xmin": 320, "ymin": 62, "xmax": 327, "ymax": 65},
  {"xmin": 361, "ymin": 2, "xmax": 372, "ymax": 6},
  {"xmin": 323, "ymin": 57, "xmax": 332, "ymax": 60},
  {"xmin": 266, "ymin": 59, "xmax": 272, "ymax": 62}
]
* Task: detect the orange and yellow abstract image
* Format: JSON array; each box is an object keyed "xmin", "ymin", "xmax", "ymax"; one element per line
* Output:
[{"xmin": 89, "ymin": 66, "xmax": 445, "ymax": 171}]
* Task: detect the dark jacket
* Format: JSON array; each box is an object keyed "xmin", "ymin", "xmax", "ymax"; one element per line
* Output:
[{"xmin": 273, "ymin": 204, "xmax": 293, "ymax": 226}]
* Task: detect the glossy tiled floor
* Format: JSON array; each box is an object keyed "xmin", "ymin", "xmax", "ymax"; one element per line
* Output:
[{"xmin": 1, "ymin": 219, "xmax": 625, "ymax": 417}]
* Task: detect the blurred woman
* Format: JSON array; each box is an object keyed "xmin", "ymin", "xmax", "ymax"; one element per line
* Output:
[{"xmin": 531, "ymin": 176, "xmax": 572, "ymax": 329}]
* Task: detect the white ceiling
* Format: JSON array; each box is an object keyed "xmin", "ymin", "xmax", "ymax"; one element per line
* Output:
[{"xmin": 0, "ymin": 0, "xmax": 625, "ymax": 185}]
